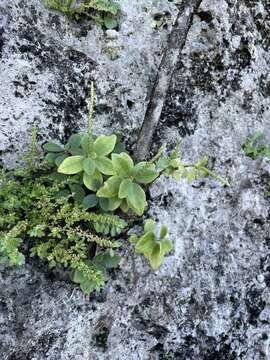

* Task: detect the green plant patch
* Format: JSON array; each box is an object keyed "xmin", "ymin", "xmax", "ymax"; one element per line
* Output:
[
  {"xmin": 130, "ymin": 219, "xmax": 173, "ymax": 270},
  {"xmin": 44, "ymin": 0, "xmax": 120, "ymax": 29},
  {"xmin": 0, "ymin": 83, "xmax": 229, "ymax": 294},
  {"xmin": 243, "ymin": 132, "xmax": 270, "ymax": 160}
]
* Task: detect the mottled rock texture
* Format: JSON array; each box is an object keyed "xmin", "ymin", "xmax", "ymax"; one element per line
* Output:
[{"xmin": 1, "ymin": 0, "xmax": 270, "ymax": 359}]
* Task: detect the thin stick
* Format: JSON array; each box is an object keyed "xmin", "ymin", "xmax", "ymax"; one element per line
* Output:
[
  {"xmin": 134, "ymin": 0, "xmax": 203, "ymax": 161},
  {"xmin": 88, "ymin": 81, "xmax": 94, "ymax": 148}
]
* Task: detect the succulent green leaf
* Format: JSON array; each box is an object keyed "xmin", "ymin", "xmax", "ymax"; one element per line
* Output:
[
  {"xmin": 69, "ymin": 147, "xmax": 84, "ymax": 156},
  {"xmin": 120, "ymin": 199, "xmax": 129, "ymax": 213},
  {"xmin": 99, "ymin": 198, "xmax": 110, "ymax": 211},
  {"xmin": 71, "ymin": 269, "xmax": 86, "ymax": 284},
  {"xmin": 96, "ymin": 176, "xmax": 122, "ymax": 198},
  {"xmin": 104, "ymin": 16, "xmax": 118, "ymax": 29},
  {"xmin": 134, "ymin": 165, "xmax": 158, "ymax": 184},
  {"xmin": 80, "ymin": 279, "xmax": 96, "ymax": 294},
  {"xmin": 58, "ymin": 156, "xmax": 84, "ymax": 174},
  {"xmin": 144, "ymin": 219, "xmax": 156, "ymax": 233},
  {"xmin": 94, "ymin": 252, "xmax": 121, "ymax": 269},
  {"xmin": 157, "ymin": 158, "xmax": 170, "ymax": 170},
  {"xmin": 83, "ymin": 170, "xmax": 103, "ymax": 191},
  {"xmin": 44, "ymin": 153, "xmax": 58, "ymax": 164},
  {"xmin": 159, "ymin": 225, "xmax": 168, "ymax": 239},
  {"xmin": 95, "ymin": 157, "xmax": 115, "ymax": 175},
  {"xmin": 55, "ymin": 154, "xmax": 67, "ymax": 167},
  {"xmin": 43, "ymin": 142, "xmax": 63, "ymax": 152},
  {"xmin": 66, "ymin": 134, "xmax": 82, "ymax": 148},
  {"xmin": 149, "ymin": 243, "xmax": 163, "ymax": 270},
  {"xmin": 160, "ymin": 239, "xmax": 173, "ymax": 255},
  {"xmin": 135, "ymin": 232, "xmax": 155, "ymax": 254},
  {"xmin": 107, "ymin": 197, "xmax": 122, "ymax": 211},
  {"xmin": 118, "ymin": 178, "xmax": 133, "ymax": 199},
  {"xmin": 112, "ymin": 152, "xmax": 134, "ymax": 177},
  {"xmin": 82, "ymin": 194, "xmax": 98, "ymax": 209},
  {"xmin": 127, "ymin": 183, "xmax": 146, "ymax": 216},
  {"xmin": 81, "ymin": 134, "xmax": 91, "ymax": 154},
  {"xmin": 93, "ymin": 134, "xmax": 117, "ymax": 156},
  {"xmin": 83, "ymin": 158, "xmax": 96, "ymax": 175}
]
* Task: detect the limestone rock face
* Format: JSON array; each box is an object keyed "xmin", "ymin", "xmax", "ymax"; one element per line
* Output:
[{"xmin": 1, "ymin": 0, "xmax": 270, "ymax": 359}]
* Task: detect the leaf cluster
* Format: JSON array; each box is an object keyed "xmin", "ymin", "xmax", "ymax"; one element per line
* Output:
[
  {"xmin": 0, "ymin": 165, "xmax": 124, "ymax": 293},
  {"xmin": 130, "ymin": 219, "xmax": 173, "ymax": 270},
  {"xmin": 243, "ymin": 132, "xmax": 270, "ymax": 160},
  {"xmin": 0, "ymin": 85, "xmax": 229, "ymax": 294},
  {"xmin": 44, "ymin": 0, "xmax": 120, "ymax": 29}
]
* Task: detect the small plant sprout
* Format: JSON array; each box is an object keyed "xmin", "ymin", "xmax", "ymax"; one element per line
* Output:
[
  {"xmin": 45, "ymin": 0, "xmax": 120, "ymax": 29},
  {"xmin": 243, "ymin": 132, "xmax": 270, "ymax": 160},
  {"xmin": 130, "ymin": 219, "xmax": 173, "ymax": 270}
]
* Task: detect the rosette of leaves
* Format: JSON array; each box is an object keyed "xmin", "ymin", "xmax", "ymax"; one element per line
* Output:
[
  {"xmin": 71, "ymin": 251, "xmax": 121, "ymax": 294},
  {"xmin": 44, "ymin": 133, "xmax": 117, "ymax": 192},
  {"xmin": 243, "ymin": 132, "xmax": 270, "ymax": 160},
  {"xmin": 96, "ymin": 152, "xmax": 159, "ymax": 215},
  {"xmin": 130, "ymin": 219, "xmax": 173, "ymax": 270}
]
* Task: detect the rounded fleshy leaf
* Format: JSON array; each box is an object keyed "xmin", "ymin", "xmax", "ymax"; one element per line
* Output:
[
  {"xmin": 126, "ymin": 183, "xmax": 146, "ymax": 216},
  {"xmin": 118, "ymin": 178, "xmax": 133, "ymax": 199},
  {"xmin": 44, "ymin": 153, "xmax": 58, "ymax": 164},
  {"xmin": 112, "ymin": 152, "xmax": 134, "ymax": 177},
  {"xmin": 144, "ymin": 219, "xmax": 155, "ymax": 233},
  {"xmin": 66, "ymin": 134, "xmax": 82, "ymax": 148},
  {"xmin": 149, "ymin": 243, "xmax": 163, "ymax": 270},
  {"xmin": 55, "ymin": 154, "xmax": 67, "ymax": 167},
  {"xmin": 82, "ymin": 194, "xmax": 98, "ymax": 209},
  {"xmin": 96, "ymin": 176, "xmax": 122, "ymax": 198},
  {"xmin": 94, "ymin": 134, "xmax": 117, "ymax": 156},
  {"xmin": 159, "ymin": 225, "xmax": 168, "ymax": 240},
  {"xmin": 160, "ymin": 239, "xmax": 173, "ymax": 255},
  {"xmin": 83, "ymin": 171, "xmax": 103, "ymax": 191},
  {"xmin": 95, "ymin": 156, "xmax": 115, "ymax": 175},
  {"xmin": 134, "ymin": 164, "xmax": 159, "ymax": 184},
  {"xmin": 135, "ymin": 232, "xmax": 155, "ymax": 254},
  {"xmin": 83, "ymin": 158, "xmax": 95, "ymax": 176},
  {"xmin": 43, "ymin": 142, "xmax": 63, "ymax": 152},
  {"xmin": 58, "ymin": 156, "xmax": 84, "ymax": 174}
]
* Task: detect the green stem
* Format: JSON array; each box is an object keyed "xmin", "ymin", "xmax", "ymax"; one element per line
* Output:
[
  {"xmin": 88, "ymin": 82, "xmax": 95, "ymax": 150},
  {"xmin": 184, "ymin": 164, "xmax": 230, "ymax": 187},
  {"xmin": 147, "ymin": 146, "xmax": 165, "ymax": 166}
]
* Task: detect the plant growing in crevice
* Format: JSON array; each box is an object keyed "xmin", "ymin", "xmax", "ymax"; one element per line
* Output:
[
  {"xmin": 0, "ymin": 83, "xmax": 229, "ymax": 294},
  {"xmin": 243, "ymin": 132, "xmax": 270, "ymax": 160},
  {"xmin": 130, "ymin": 219, "xmax": 173, "ymax": 270},
  {"xmin": 44, "ymin": 0, "xmax": 120, "ymax": 29}
]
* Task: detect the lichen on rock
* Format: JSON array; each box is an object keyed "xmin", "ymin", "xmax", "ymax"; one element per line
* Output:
[{"xmin": 1, "ymin": 0, "xmax": 270, "ymax": 359}]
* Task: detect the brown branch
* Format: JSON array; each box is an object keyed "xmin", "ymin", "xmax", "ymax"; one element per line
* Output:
[{"xmin": 134, "ymin": 0, "xmax": 203, "ymax": 160}]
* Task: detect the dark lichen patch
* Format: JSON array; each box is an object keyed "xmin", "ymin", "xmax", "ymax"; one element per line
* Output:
[
  {"xmin": 245, "ymin": 286, "xmax": 266, "ymax": 325},
  {"xmin": 95, "ymin": 326, "xmax": 110, "ymax": 351},
  {"xmin": 0, "ymin": 27, "xmax": 5, "ymax": 57}
]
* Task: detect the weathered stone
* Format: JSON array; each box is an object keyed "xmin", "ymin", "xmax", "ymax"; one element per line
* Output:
[{"xmin": 1, "ymin": 0, "xmax": 270, "ymax": 359}]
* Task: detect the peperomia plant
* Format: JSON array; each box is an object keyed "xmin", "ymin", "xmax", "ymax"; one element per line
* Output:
[
  {"xmin": 0, "ymin": 83, "xmax": 229, "ymax": 295},
  {"xmin": 96, "ymin": 153, "xmax": 159, "ymax": 215},
  {"xmin": 130, "ymin": 219, "xmax": 173, "ymax": 270}
]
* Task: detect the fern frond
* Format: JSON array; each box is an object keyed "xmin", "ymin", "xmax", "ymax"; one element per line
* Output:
[{"xmin": 66, "ymin": 208, "xmax": 127, "ymax": 236}]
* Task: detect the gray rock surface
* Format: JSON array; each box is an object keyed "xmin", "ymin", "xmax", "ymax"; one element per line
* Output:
[{"xmin": 1, "ymin": 0, "xmax": 270, "ymax": 359}]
